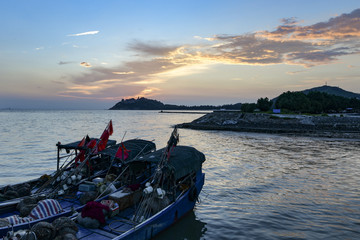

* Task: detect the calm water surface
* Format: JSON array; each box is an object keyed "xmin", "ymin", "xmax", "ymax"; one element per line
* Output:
[{"xmin": 0, "ymin": 110, "xmax": 359, "ymax": 239}]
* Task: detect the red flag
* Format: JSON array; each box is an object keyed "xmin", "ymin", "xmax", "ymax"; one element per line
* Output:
[
  {"xmin": 115, "ymin": 143, "xmax": 130, "ymax": 160},
  {"xmin": 87, "ymin": 139, "xmax": 97, "ymax": 149},
  {"xmin": 78, "ymin": 136, "xmax": 86, "ymax": 147},
  {"xmin": 97, "ymin": 130, "xmax": 109, "ymax": 152},
  {"xmin": 75, "ymin": 136, "xmax": 88, "ymax": 164},
  {"xmin": 75, "ymin": 151, "xmax": 85, "ymax": 164},
  {"xmin": 108, "ymin": 120, "xmax": 113, "ymax": 136},
  {"xmin": 96, "ymin": 120, "xmax": 113, "ymax": 152}
]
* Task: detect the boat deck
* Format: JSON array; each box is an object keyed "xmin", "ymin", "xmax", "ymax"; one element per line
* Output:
[
  {"xmin": 0, "ymin": 193, "xmax": 82, "ymax": 218},
  {"xmin": 77, "ymin": 206, "xmax": 136, "ymax": 239}
]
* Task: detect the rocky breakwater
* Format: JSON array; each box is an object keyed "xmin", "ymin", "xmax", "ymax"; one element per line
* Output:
[{"xmin": 177, "ymin": 112, "xmax": 360, "ymax": 139}]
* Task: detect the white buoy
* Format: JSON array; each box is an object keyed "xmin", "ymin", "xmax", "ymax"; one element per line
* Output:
[
  {"xmin": 143, "ymin": 186, "xmax": 153, "ymax": 194},
  {"xmin": 156, "ymin": 188, "xmax": 165, "ymax": 199}
]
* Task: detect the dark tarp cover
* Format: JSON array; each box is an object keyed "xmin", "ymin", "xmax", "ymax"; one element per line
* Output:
[
  {"xmin": 100, "ymin": 139, "xmax": 156, "ymax": 160},
  {"xmin": 132, "ymin": 145, "xmax": 205, "ymax": 180},
  {"xmin": 57, "ymin": 138, "xmax": 117, "ymax": 150}
]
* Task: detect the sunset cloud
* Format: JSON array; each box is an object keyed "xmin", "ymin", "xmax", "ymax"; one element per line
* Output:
[
  {"xmin": 197, "ymin": 9, "xmax": 360, "ymax": 67},
  {"xmin": 261, "ymin": 9, "xmax": 360, "ymax": 41},
  {"xmin": 61, "ymin": 8, "xmax": 360, "ymax": 99},
  {"xmin": 113, "ymin": 71, "xmax": 135, "ymax": 75},
  {"xmin": 80, "ymin": 62, "xmax": 92, "ymax": 67},
  {"xmin": 128, "ymin": 41, "xmax": 179, "ymax": 56}
]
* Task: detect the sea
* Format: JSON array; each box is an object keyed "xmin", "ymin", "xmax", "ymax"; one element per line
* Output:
[{"xmin": 0, "ymin": 110, "xmax": 359, "ymax": 240}]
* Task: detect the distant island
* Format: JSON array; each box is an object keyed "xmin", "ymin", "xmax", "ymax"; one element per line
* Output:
[
  {"xmin": 109, "ymin": 97, "xmax": 241, "ymax": 110},
  {"xmin": 109, "ymin": 85, "xmax": 360, "ymax": 139},
  {"xmin": 109, "ymin": 85, "xmax": 360, "ymax": 114}
]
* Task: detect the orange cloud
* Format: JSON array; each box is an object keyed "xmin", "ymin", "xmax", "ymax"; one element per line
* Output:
[
  {"xmin": 60, "ymin": 8, "xmax": 360, "ymax": 100},
  {"xmin": 80, "ymin": 62, "xmax": 92, "ymax": 67}
]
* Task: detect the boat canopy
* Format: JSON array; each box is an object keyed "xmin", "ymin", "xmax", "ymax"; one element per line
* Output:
[
  {"xmin": 56, "ymin": 138, "xmax": 117, "ymax": 151},
  {"xmin": 100, "ymin": 139, "xmax": 156, "ymax": 160},
  {"xmin": 132, "ymin": 145, "xmax": 205, "ymax": 180}
]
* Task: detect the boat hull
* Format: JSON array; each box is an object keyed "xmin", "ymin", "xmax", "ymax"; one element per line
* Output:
[{"xmin": 115, "ymin": 170, "xmax": 205, "ymax": 240}]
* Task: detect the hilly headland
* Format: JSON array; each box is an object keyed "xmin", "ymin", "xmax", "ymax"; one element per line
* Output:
[{"xmin": 110, "ymin": 85, "xmax": 360, "ymax": 139}]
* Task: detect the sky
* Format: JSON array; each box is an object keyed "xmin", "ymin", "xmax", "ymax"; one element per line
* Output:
[{"xmin": 1, "ymin": 0, "xmax": 360, "ymax": 109}]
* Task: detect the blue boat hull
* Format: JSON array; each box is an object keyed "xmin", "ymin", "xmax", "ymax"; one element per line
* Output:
[{"xmin": 115, "ymin": 170, "xmax": 205, "ymax": 240}]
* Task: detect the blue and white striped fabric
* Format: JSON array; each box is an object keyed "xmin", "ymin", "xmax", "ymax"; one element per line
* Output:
[
  {"xmin": 4, "ymin": 199, "xmax": 63, "ymax": 226},
  {"xmin": 5, "ymin": 215, "xmax": 33, "ymax": 225},
  {"xmin": 28, "ymin": 199, "xmax": 63, "ymax": 220}
]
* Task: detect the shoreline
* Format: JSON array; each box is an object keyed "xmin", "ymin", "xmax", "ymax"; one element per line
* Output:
[{"xmin": 176, "ymin": 112, "xmax": 360, "ymax": 140}]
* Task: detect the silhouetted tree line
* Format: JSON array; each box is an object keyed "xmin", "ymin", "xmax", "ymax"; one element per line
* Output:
[
  {"xmin": 275, "ymin": 91, "xmax": 360, "ymax": 113},
  {"xmin": 240, "ymin": 91, "xmax": 360, "ymax": 113},
  {"xmin": 111, "ymin": 92, "xmax": 360, "ymax": 113},
  {"xmin": 241, "ymin": 97, "xmax": 273, "ymax": 112},
  {"xmin": 110, "ymin": 97, "xmax": 243, "ymax": 110}
]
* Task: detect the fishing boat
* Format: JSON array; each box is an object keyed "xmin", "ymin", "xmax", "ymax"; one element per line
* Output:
[
  {"xmin": 1, "ymin": 128, "xmax": 205, "ymax": 240},
  {"xmin": 77, "ymin": 145, "xmax": 205, "ymax": 240},
  {"xmin": 0, "ymin": 121, "xmax": 157, "ymax": 238},
  {"xmin": 3, "ymin": 128, "xmax": 206, "ymax": 240},
  {"xmin": 0, "ymin": 138, "xmax": 156, "ymax": 238},
  {"xmin": 0, "ymin": 120, "xmax": 119, "ymax": 206},
  {"xmin": 0, "ymin": 137, "xmax": 116, "ymax": 208}
]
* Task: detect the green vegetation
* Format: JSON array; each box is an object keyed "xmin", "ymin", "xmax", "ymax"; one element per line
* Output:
[
  {"xmin": 241, "ymin": 97, "xmax": 272, "ymax": 113},
  {"xmin": 110, "ymin": 97, "xmax": 242, "ymax": 110},
  {"xmin": 257, "ymin": 97, "xmax": 273, "ymax": 111},
  {"xmin": 275, "ymin": 91, "xmax": 360, "ymax": 114},
  {"xmin": 241, "ymin": 103, "xmax": 257, "ymax": 113},
  {"xmin": 109, "ymin": 86, "xmax": 360, "ymax": 113}
]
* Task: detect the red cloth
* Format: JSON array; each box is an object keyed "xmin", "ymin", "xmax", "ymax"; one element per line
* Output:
[
  {"xmin": 87, "ymin": 139, "xmax": 97, "ymax": 149},
  {"xmin": 115, "ymin": 143, "xmax": 130, "ymax": 160},
  {"xmin": 81, "ymin": 201, "xmax": 110, "ymax": 224},
  {"xmin": 97, "ymin": 130, "xmax": 110, "ymax": 152},
  {"xmin": 128, "ymin": 183, "xmax": 140, "ymax": 191},
  {"xmin": 78, "ymin": 136, "xmax": 86, "ymax": 147},
  {"xmin": 108, "ymin": 120, "xmax": 113, "ymax": 135}
]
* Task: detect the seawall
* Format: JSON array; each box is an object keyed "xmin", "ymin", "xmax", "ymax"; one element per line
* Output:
[{"xmin": 177, "ymin": 112, "xmax": 360, "ymax": 139}]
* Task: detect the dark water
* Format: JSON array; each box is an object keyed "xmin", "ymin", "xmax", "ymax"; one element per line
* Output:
[{"xmin": 1, "ymin": 110, "xmax": 359, "ymax": 239}]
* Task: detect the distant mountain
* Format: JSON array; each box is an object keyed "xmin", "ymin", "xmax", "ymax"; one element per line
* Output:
[
  {"xmin": 302, "ymin": 85, "xmax": 360, "ymax": 99},
  {"xmin": 272, "ymin": 85, "xmax": 360, "ymax": 105},
  {"xmin": 109, "ymin": 97, "xmax": 242, "ymax": 110},
  {"xmin": 110, "ymin": 86, "xmax": 359, "ymax": 111},
  {"xmin": 109, "ymin": 97, "xmax": 165, "ymax": 110}
]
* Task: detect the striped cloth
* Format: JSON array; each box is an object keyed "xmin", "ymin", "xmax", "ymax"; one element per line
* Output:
[
  {"xmin": 5, "ymin": 215, "xmax": 33, "ymax": 225},
  {"xmin": 4, "ymin": 199, "xmax": 63, "ymax": 226},
  {"xmin": 29, "ymin": 199, "xmax": 63, "ymax": 220}
]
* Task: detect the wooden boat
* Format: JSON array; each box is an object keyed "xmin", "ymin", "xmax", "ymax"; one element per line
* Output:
[
  {"xmin": 0, "ymin": 138, "xmax": 156, "ymax": 238},
  {"xmin": 74, "ymin": 145, "xmax": 206, "ymax": 240},
  {"xmin": 1, "ymin": 128, "xmax": 206, "ymax": 240},
  {"xmin": 0, "ymin": 137, "xmax": 117, "ymax": 206},
  {"xmin": 0, "ymin": 120, "xmax": 119, "ymax": 206}
]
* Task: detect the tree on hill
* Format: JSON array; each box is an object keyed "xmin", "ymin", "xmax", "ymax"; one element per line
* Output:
[
  {"xmin": 257, "ymin": 97, "xmax": 272, "ymax": 111},
  {"xmin": 109, "ymin": 97, "xmax": 243, "ymax": 110},
  {"xmin": 241, "ymin": 103, "xmax": 257, "ymax": 113},
  {"xmin": 275, "ymin": 91, "xmax": 360, "ymax": 113},
  {"xmin": 276, "ymin": 91, "xmax": 311, "ymax": 112}
]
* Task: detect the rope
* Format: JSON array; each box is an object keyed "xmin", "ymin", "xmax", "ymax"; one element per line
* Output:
[{"xmin": 95, "ymin": 165, "xmax": 129, "ymax": 201}]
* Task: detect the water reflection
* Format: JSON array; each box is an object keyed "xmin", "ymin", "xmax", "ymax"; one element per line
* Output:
[
  {"xmin": 1, "ymin": 111, "xmax": 360, "ymax": 239},
  {"xmin": 154, "ymin": 211, "xmax": 206, "ymax": 240}
]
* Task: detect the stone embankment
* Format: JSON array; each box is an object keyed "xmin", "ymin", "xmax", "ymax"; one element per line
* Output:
[{"xmin": 177, "ymin": 112, "xmax": 360, "ymax": 139}]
